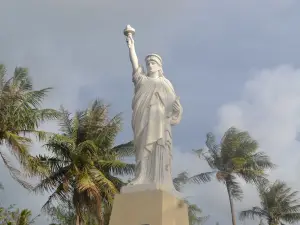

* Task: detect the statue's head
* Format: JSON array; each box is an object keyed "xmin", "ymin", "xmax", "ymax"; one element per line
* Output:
[{"xmin": 145, "ymin": 54, "xmax": 163, "ymax": 77}]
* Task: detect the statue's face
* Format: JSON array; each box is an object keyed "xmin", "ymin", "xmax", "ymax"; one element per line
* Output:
[{"xmin": 146, "ymin": 60, "xmax": 161, "ymax": 75}]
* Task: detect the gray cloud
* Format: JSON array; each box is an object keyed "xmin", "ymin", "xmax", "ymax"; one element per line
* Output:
[{"xmin": 1, "ymin": 0, "xmax": 300, "ymax": 224}]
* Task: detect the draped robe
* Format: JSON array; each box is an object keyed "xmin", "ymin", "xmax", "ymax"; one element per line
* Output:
[{"xmin": 131, "ymin": 66, "xmax": 182, "ymax": 190}]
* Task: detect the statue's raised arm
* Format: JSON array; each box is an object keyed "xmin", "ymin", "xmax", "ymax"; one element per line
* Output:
[{"xmin": 124, "ymin": 25, "xmax": 139, "ymax": 73}]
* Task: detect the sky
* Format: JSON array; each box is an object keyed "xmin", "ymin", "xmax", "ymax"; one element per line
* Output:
[{"xmin": 1, "ymin": 0, "xmax": 300, "ymax": 224}]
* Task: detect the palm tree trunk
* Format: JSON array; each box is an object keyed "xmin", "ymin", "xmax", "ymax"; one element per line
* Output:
[
  {"xmin": 96, "ymin": 196, "xmax": 103, "ymax": 225},
  {"xmin": 76, "ymin": 214, "xmax": 80, "ymax": 225},
  {"xmin": 226, "ymin": 182, "xmax": 236, "ymax": 225},
  {"xmin": 75, "ymin": 205, "xmax": 81, "ymax": 225}
]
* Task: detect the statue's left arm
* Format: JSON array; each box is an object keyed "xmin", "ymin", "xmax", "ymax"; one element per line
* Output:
[{"xmin": 171, "ymin": 97, "xmax": 183, "ymax": 125}]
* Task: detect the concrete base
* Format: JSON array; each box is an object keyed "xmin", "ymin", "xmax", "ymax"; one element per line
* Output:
[
  {"xmin": 121, "ymin": 183, "xmax": 162, "ymax": 193},
  {"xmin": 121, "ymin": 183, "xmax": 182, "ymax": 199},
  {"xmin": 108, "ymin": 189, "xmax": 189, "ymax": 225}
]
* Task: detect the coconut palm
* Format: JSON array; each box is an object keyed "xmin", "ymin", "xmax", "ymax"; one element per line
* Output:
[
  {"xmin": 187, "ymin": 203, "xmax": 209, "ymax": 225},
  {"xmin": 16, "ymin": 209, "xmax": 35, "ymax": 225},
  {"xmin": 47, "ymin": 200, "xmax": 76, "ymax": 225},
  {"xmin": 0, "ymin": 205, "xmax": 38, "ymax": 225},
  {"xmin": 189, "ymin": 127, "xmax": 275, "ymax": 225},
  {"xmin": 173, "ymin": 171, "xmax": 189, "ymax": 192},
  {"xmin": 33, "ymin": 100, "xmax": 134, "ymax": 225},
  {"xmin": 173, "ymin": 172, "xmax": 209, "ymax": 225},
  {"xmin": 0, "ymin": 64, "xmax": 59, "ymax": 186},
  {"xmin": 48, "ymin": 200, "xmax": 104, "ymax": 225},
  {"xmin": 240, "ymin": 180, "xmax": 300, "ymax": 225}
]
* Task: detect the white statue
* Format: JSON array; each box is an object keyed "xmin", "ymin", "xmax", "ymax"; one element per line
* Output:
[{"xmin": 122, "ymin": 25, "xmax": 183, "ymax": 193}]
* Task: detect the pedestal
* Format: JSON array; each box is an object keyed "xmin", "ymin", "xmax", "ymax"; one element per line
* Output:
[{"xmin": 108, "ymin": 189, "xmax": 189, "ymax": 225}]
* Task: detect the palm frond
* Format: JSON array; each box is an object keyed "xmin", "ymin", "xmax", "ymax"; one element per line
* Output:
[
  {"xmin": 3, "ymin": 131, "xmax": 31, "ymax": 161},
  {"xmin": 0, "ymin": 151, "xmax": 33, "ymax": 190},
  {"xmin": 35, "ymin": 108, "xmax": 61, "ymax": 121},
  {"xmin": 192, "ymin": 148, "xmax": 206, "ymax": 159},
  {"xmin": 239, "ymin": 207, "xmax": 268, "ymax": 220},
  {"xmin": 205, "ymin": 132, "xmax": 220, "ymax": 157},
  {"xmin": 243, "ymin": 151, "xmax": 276, "ymax": 171},
  {"xmin": 44, "ymin": 134, "xmax": 74, "ymax": 159},
  {"xmin": 23, "ymin": 154, "xmax": 68, "ymax": 177},
  {"xmin": 12, "ymin": 67, "xmax": 32, "ymax": 91},
  {"xmin": 185, "ymin": 199, "xmax": 209, "ymax": 225},
  {"xmin": 15, "ymin": 88, "xmax": 51, "ymax": 110},
  {"xmin": 76, "ymin": 172, "xmax": 100, "ymax": 196},
  {"xmin": 41, "ymin": 183, "xmax": 71, "ymax": 214},
  {"xmin": 76, "ymin": 140, "xmax": 98, "ymax": 156},
  {"xmin": 17, "ymin": 209, "xmax": 33, "ymax": 225},
  {"xmin": 281, "ymin": 212, "xmax": 300, "ymax": 224},
  {"xmin": 241, "ymin": 180, "xmax": 300, "ymax": 224},
  {"xmin": 112, "ymin": 141, "xmax": 134, "ymax": 158},
  {"xmin": 0, "ymin": 151, "xmax": 21, "ymax": 177},
  {"xmin": 88, "ymin": 168, "xmax": 118, "ymax": 195},
  {"xmin": 33, "ymin": 165, "xmax": 71, "ymax": 194},
  {"xmin": 173, "ymin": 171, "xmax": 189, "ymax": 192},
  {"xmin": 93, "ymin": 113, "xmax": 122, "ymax": 149},
  {"xmin": 17, "ymin": 130, "xmax": 54, "ymax": 142},
  {"xmin": 58, "ymin": 106, "xmax": 73, "ymax": 135},
  {"xmin": 96, "ymin": 160, "xmax": 135, "ymax": 176},
  {"xmin": 226, "ymin": 175, "xmax": 243, "ymax": 201},
  {"xmin": 189, "ymin": 172, "xmax": 214, "ymax": 185},
  {"xmin": 104, "ymin": 174, "xmax": 125, "ymax": 192}
]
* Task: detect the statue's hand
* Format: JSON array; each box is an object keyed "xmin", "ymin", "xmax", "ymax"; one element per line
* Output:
[
  {"xmin": 126, "ymin": 35, "xmax": 135, "ymax": 49},
  {"xmin": 173, "ymin": 98, "xmax": 181, "ymax": 112},
  {"xmin": 170, "ymin": 97, "xmax": 182, "ymax": 125}
]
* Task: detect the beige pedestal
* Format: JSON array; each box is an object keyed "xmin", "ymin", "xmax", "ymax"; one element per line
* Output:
[{"xmin": 109, "ymin": 190, "xmax": 189, "ymax": 225}]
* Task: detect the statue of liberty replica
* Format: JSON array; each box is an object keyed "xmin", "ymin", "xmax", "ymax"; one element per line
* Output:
[{"xmin": 108, "ymin": 25, "xmax": 188, "ymax": 225}]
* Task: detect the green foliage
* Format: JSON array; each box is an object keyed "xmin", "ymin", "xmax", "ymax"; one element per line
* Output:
[
  {"xmin": 47, "ymin": 201, "xmax": 76, "ymax": 225},
  {"xmin": 0, "ymin": 205, "xmax": 38, "ymax": 225},
  {"xmin": 173, "ymin": 171, "xmax": 189, "ymax": 192},
  {"xmin": 0, "ymin": 64, "xmax": 60, "ymax": 188},
  {"xmin": 173, "ymin": 172, "xmax": 209, "ymax": 225},
  {"xmin": 240, "ymin": 180, "xmax": 300, "ymax": 225},
  {"xmin": 189, "ymin": 127, "xmax": 275, "ymax": 225},
  {"xmin": 0, "ymin": 64, "xmax": 287, "ymax": 225},
  {"xmin": 48, "ymin": 200, "xmax": 112, "ymax": 225},
  {"xmin": 187, "ymin": 202, "xmax": 209, "ymax": 225},
  {"xmin": 32, "ymin": 100, "xmax": 134, "ymax": 224}
]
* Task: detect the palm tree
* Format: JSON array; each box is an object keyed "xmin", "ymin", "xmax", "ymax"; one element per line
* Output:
[
  {"xmin": 48, "ymin": 200, "xmax": 99, "ymax": 225},
  {"xmin": 173, "ymin": 172, "xmax": 209, "ymax": 225},
  {"xmin": 189, "ymin": 127, "xmax": 275, "ymax": 225},
  {"xmin": 16, "ymin": 209, "xmax": 34, "ymax": 225},
  {"xmin": 240, "ymin": 180, "xmax": 300, "ymax": 225},
  {"xmin": 0, "ymin": 64, "xmax": 59, "ymax": 187},
  {"xmin": 47, "ymin": 200, "xmax": 76, "ymax": 225},
  {"xmin": 0, "ymin": 205, "xmax": 38, "ymax": 225},
  {"xmin": 187, "ymin": 203, "xmax": 209, "ymax": 225},
  {"xmin": 33, "ymin": 100, "xmax": 134, "ymax": 225}
]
